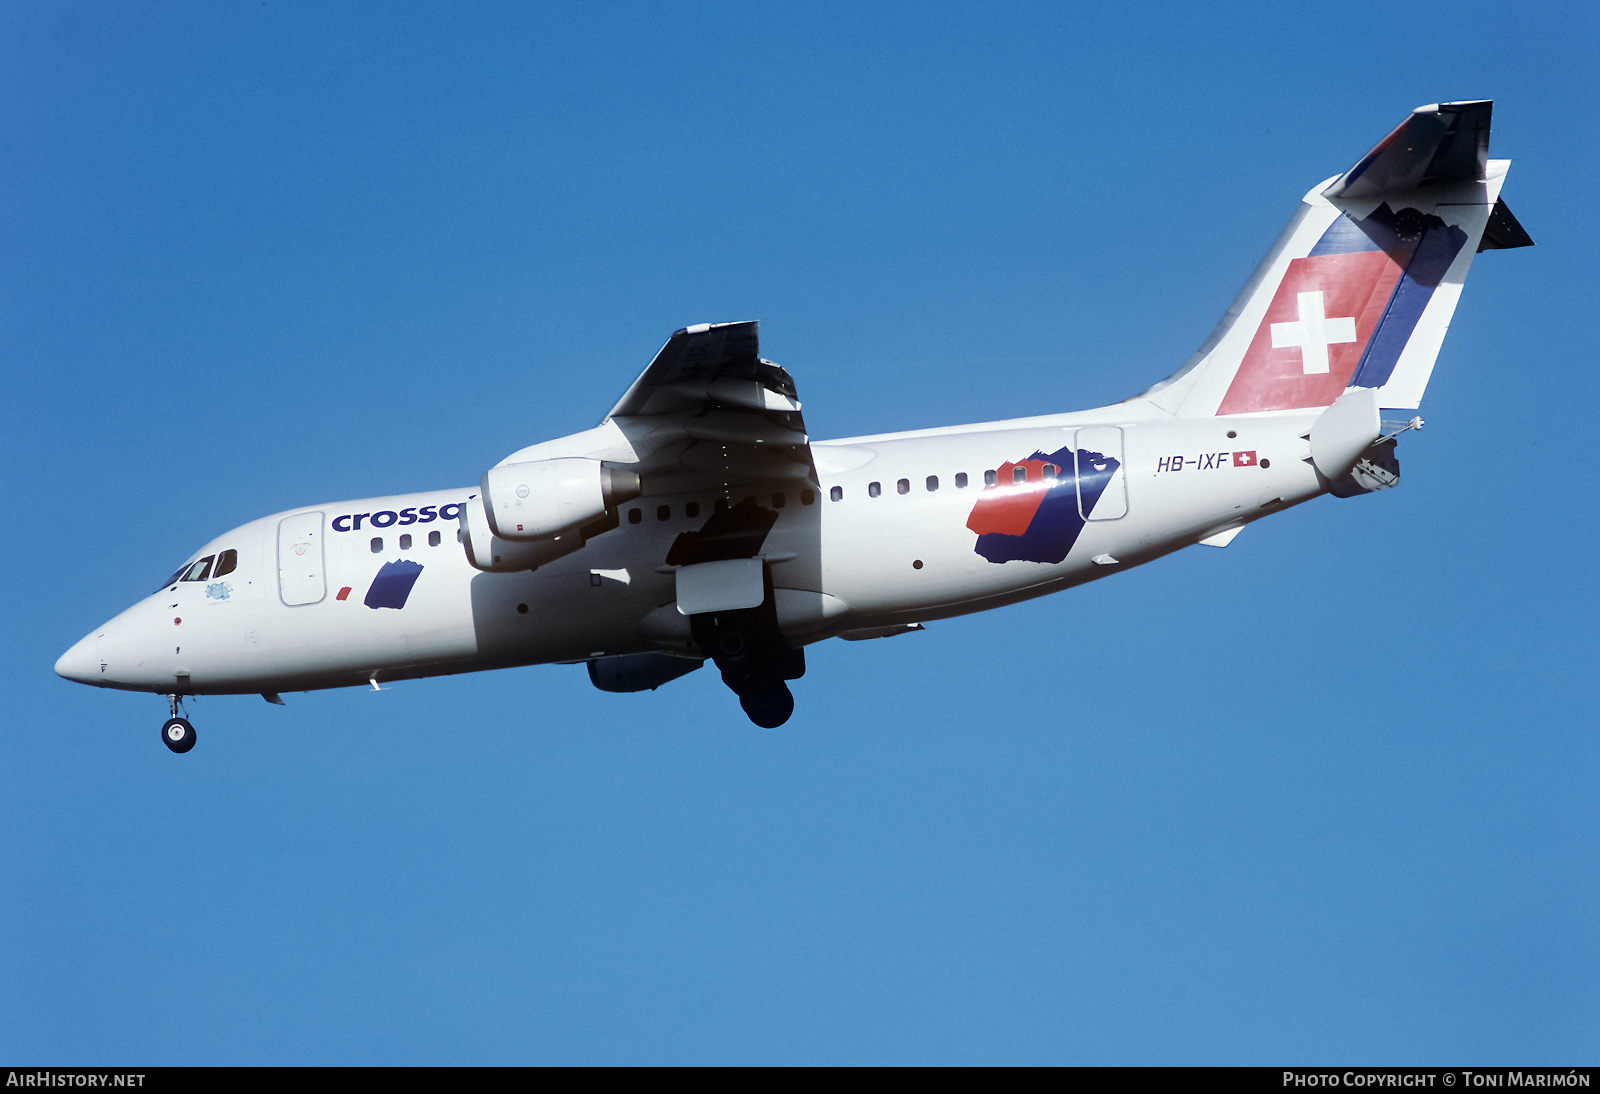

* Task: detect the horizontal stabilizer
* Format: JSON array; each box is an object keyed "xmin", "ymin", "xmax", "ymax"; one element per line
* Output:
[
  {"xmin": 1478, "ymin": 198, "xmax": 1534, "ymax": 251},
  {"xmin": 1323, "ymin": 101, "xmax": 1491, "ymax": 200}
]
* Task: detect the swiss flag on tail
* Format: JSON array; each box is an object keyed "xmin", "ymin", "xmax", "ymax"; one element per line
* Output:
[
  {"xmin": 1217, "ymin": 250, "xmax": 1405, "ymax": 414},
  {"xmin": 1215, "ymin": 199, "xmax": 1474, "ymax": 415}
]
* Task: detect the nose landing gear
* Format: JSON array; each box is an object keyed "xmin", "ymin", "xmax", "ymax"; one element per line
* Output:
[
  {"xmin": 162, "ymin": 718, "xmax": 196, "ymax": 752},
  {"xmin": 161, "ymin": 694, "xmax": 196, "ymax": 753}
]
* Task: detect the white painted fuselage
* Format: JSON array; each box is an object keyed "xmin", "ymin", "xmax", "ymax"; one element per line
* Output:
[{"xmin": 56, "ymin": 405, "xmax": 1325, "ymax": 696}]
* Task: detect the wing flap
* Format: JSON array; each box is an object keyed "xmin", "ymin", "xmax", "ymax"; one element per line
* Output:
[{"xmin": 684, "ymin": 411, "xmax": 808, "ymax": 447}]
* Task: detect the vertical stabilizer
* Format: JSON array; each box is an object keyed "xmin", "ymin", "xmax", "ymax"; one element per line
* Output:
[{"xmin": 1136, "ymin": 101, "xmax": 1527, "ymax": 418}]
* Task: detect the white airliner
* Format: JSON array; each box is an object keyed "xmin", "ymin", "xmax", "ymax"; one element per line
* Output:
[{"xmin": 57, "ymin": 101, "xmax": 1531, "ymax": 751}]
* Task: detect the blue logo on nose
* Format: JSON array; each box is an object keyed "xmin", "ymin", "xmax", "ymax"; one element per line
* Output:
[{"xmin": 365, "ymin": 560, "xmax": 424, "ymax": 610}]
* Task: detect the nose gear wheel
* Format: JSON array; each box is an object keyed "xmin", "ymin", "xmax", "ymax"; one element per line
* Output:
[
  {"xmin": 161, "ymin": 717, "xmax": 196, "ymax": 753},
  {"xmin": 161, "ymin": 693, "xmax": 196, "ymax": 753}
]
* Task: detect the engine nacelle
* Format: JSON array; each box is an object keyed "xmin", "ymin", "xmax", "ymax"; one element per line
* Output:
[
  {"xmin": 481, "ymin": 458, "xmax": 640, "ymax": 541},
  {"xmin": 458, "ymin": 494, "xmax": 586, "ymax": 573}
]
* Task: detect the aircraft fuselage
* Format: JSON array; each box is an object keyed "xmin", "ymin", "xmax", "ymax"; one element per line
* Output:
[{"xmin": 58, "ymin": 408, "xmax": 1326, "ymax": 697}]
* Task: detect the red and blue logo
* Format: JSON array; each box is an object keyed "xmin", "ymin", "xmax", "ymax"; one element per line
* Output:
[{"xmin": 966, "ymin": 444, "xmax": 1120, "ymax": 564}]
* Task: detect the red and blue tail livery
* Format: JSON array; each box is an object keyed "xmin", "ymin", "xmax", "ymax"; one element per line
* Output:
[
  {"xmin": 1138, "ymin": 101, "xmax": 1526, "ymax": 420},
  {"xmin": 1217, "ymin": 203, "xmax": 1471, "ymax": 414}
]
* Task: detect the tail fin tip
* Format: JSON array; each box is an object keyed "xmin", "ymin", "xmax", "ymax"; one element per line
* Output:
[{"xmin": 1323, "ymin": 100, "xmax": 1492, "ymax": 201}]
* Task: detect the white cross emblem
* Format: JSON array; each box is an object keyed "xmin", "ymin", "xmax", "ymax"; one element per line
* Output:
[{"xmin": 1270, "ymin": 290, "xmax": 1357, "ymax": 375}]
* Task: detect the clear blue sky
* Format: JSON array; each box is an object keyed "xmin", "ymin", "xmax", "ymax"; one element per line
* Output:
[{"xmin": 3, "ymin": 0, "xmax": 1594, "ymax": 1065}]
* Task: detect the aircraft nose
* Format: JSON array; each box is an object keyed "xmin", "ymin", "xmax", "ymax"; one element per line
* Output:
[{"xmin": 55, "ymin": 631, "xmax": 102, "ymax": 684}]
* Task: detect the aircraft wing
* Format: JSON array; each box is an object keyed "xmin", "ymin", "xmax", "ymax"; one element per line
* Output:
[{"xmin": 605, "ymin": 321, "xmax": 817, "ymax": 491}]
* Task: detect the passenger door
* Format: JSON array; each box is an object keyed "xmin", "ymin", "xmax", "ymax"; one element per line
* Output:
[{"xmin": 277, "ymin": 512, "xmax": 326, "ymax": 606}]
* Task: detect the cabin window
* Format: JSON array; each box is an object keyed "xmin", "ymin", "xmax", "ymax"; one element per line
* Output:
[
  {"xmin": 926, "ymin": 476, "xmax": 938, "ymax": 492},
  {"xmin": 868, "ymin": 481, "xmax": 881, "ymax": 498},
  {"xmin": 628, "ymin": 508, "xmax": 642, "ymax": 524},
  {"xmin": 1043, "ymin": 464, "xmax": 1058, "ymax": 481},
  {"xmin": 657, "ymin": 505, "xmax": 670, "ymax": 521},
  {"xmin": 773, "ymin": 492, "xmax": 786, "ymax": 509},
  {"xmin": 829, "ymin": 485, "xmax": 843, "ymax": 502},
  {"xmin": 1013, "ymin": 466, "xmax": 1027, "ymax": 484},
  {"xmin": 399, "ymin": 534, "xmax": 412, "ymax": 550},
  {"xmin": 212, "ymin": 549, "xmax": 238, "ymax": 578},
  {"xmin": 955, "ymin": 472, "xmax": 968, "ymax": 489},
  {"xmin": 897, "ymin": 478, "xmax": 910, "ymax": 495},
  {"xmin": 429, "ymin": 530, "xmax": 441, "ymax": 547},
  {"xmin": 181, "ymin": 556, "xmax": 215, "ymax": 582},
  {"xmin": 370, "ymin": 538, "xmax": 383, "ymax": 553},
  {"xmin": 686, "ymin": 501, "xmax": 701, "ymax": 518},
  {"xmin": 801, "ymin": 489, "xmax": 815, "ymax": 506},
  {"xmin": 984, "ymin": 470, "xmax": 997, "ymax": 486}
]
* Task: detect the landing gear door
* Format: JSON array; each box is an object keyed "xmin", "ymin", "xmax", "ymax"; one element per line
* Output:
[
  {"xmin": 1074, "ymin": 426, "xmax": 1127, "ymax": 521},
  {"xmin": 277, "ymin": 511, "xmax": 326, "ymax": 606}
]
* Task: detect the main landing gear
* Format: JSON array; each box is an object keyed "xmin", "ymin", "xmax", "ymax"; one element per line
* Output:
[
  {"xmin": 161, "ymin": 694, "xmax": 196, "ymax": 753},
  {"xmin": 691, "ymin": 603, "xmax": 805, "ymax": 729}
]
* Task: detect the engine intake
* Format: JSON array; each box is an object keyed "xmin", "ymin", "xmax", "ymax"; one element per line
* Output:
[
  {"xmin": 481, "ymin": 458, "xmax": 640, "ymax": 541},
  {"xmin": 461, "ymin": 457, "xmax": 640, "ymax": 573},
  {"xmin": 459, "ymin": 494, "xmax": 587, "ymax": 573}
]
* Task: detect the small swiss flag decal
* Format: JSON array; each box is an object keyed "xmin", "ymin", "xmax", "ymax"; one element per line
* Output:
[{"xmin": 1232, "ymin": 451, "xmax": 1258, "ymax": 467}]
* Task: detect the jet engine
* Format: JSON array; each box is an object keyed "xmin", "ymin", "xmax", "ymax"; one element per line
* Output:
[{"xmin": 459, "ymin": 457, "xmax": 640, "ymax": 573}]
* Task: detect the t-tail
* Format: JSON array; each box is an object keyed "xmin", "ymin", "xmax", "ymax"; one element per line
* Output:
[{"xmin": 1137, "ymin": 100, "xmax": 1531, "ymax": 420}]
